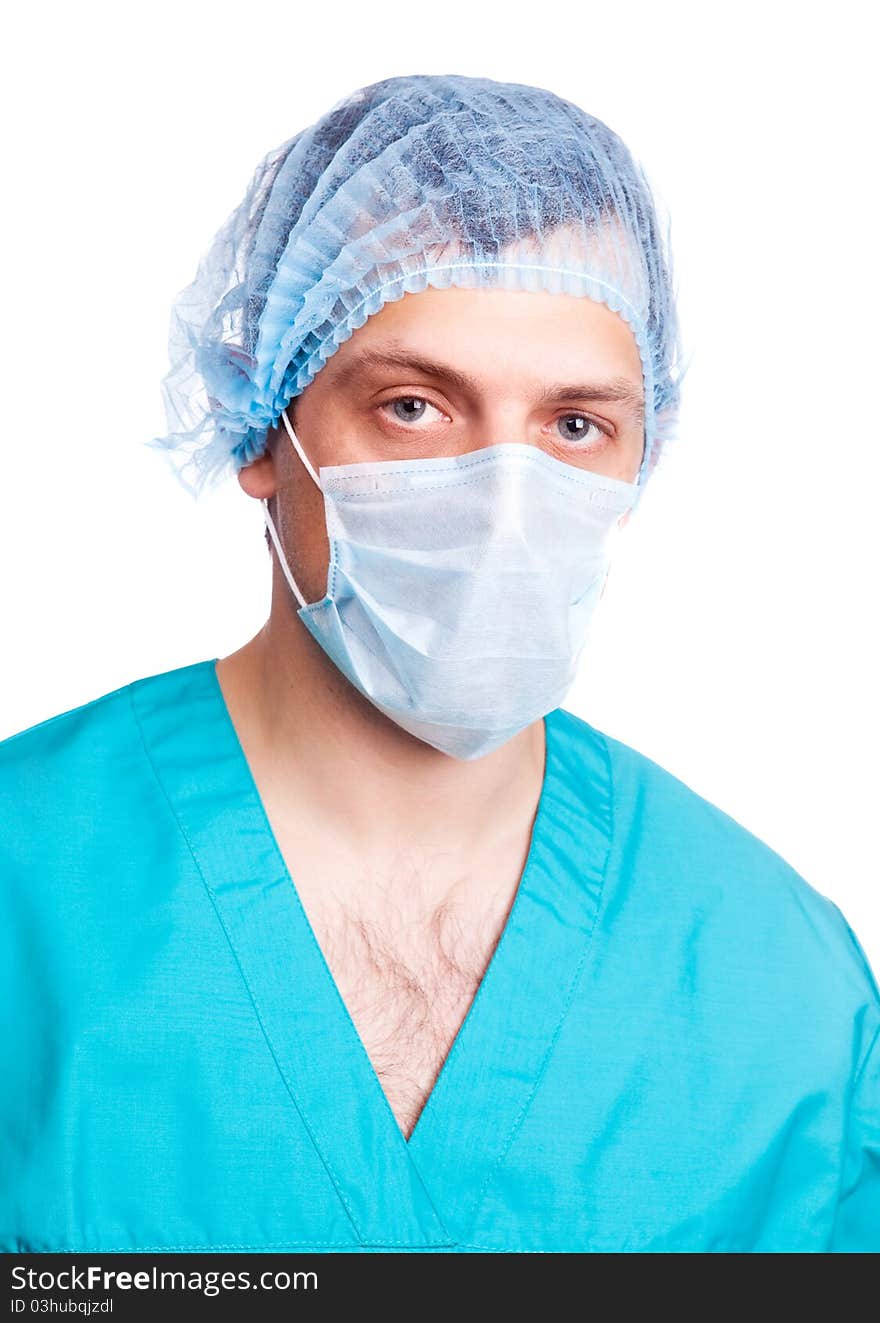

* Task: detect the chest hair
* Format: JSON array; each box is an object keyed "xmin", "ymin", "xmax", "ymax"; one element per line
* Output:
[{"xmin": 305, "ymin": 867, "xmax": 519, "ymax": 1140}]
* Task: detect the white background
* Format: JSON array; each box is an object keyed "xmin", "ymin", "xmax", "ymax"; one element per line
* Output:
[{"xmin": 1, "ymin": 2, "xmax": 877, "ymax": 969}]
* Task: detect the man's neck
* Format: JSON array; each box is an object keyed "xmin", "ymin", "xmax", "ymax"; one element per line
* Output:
[{"xmin": 213, "ymin": 607, "xmax": 546, "ymax": 876}]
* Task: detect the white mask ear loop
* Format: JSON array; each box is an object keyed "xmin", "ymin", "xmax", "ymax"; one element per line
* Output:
[
  {"xmin": 261, "ymin": 498, "xmax": 309, "ymax": 610},
  {"xmin": 280, "ymin": 404, "xmax": 321, "ymax": 488},
  {"xmin": 259, "ymin": 406, "xmax": 321, "ymax": 612}
]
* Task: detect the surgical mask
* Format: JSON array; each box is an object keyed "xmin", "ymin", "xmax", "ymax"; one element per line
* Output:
[{"xmin": 261, "ymin": 407, "xmax": 637, "ymax": 760}]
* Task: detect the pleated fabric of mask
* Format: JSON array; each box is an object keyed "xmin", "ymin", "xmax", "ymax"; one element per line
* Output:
[{"xmin": 262, "ymin": 409, "xmax": 637, "ymax": 759}]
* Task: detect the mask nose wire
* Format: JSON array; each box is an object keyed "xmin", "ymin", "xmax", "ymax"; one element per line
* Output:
[{"xmin": 260, "ymin": 405, "xmax": 321, "ymax": 612}]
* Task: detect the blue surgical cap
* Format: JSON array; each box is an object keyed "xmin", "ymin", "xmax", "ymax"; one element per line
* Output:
[{"xmin": 148, "ymin": 73, "xmax": 683, "ymax": 501}]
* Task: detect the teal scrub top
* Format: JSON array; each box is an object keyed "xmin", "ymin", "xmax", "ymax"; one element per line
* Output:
[{"xmin": 1, "ymin": 657, "xmax": 878, "ymax": 1254}]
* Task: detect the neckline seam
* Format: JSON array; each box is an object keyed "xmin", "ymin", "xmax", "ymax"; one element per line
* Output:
[
  {"xmin": 463, "ymin": 721, "xmax": 616, "ymax": 1230},
  {"xmin": 203, "ymin": 660, "xmax": 454, "ymax": 1240},
  {"xmin": 401, "ymin": 708, "xmax": 558, "ymax": 1153},
  {"xmin": 127, "ymin": 671, "xmax": 373, "ymax": 1249}
]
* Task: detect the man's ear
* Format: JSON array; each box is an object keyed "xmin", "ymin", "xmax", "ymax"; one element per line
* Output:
[{"xmin": 237, "ymin": 445, "xmax": 277, "ymax": 501}]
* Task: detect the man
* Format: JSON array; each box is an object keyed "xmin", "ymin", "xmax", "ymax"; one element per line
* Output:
[{"xmin": 1, "ymin": 74, "xmax": 877, "ymax": 1254}]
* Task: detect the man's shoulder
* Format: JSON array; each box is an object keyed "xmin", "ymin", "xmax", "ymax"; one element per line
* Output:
[
  {"xmin": 0, "ymin": 677, "xmax": 133, "ymax": 767},
  {"xmin": 557, "ymin": 705, "xmax": 822, "ymax": 885},
  {"xmin": 598, "ymin": 718, "xmax": 823, "ymax": 887},
  {"xmin": 0, "ymin": 657, "xmax": 212, "ymax": 817},
  {"xmin": 555, "ymin": 706, "xmax": 880, "ymax": 1011}
]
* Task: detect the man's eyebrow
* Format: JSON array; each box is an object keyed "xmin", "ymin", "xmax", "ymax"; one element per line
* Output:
[
  {"xmin": 327, "ymin": 348, "xmax": 481, "ymax": 396},
  {"xmin": 326, "ymin": 347, "xmax": 645, "ymax": 415},
  {"xmin": 537, "ymin": 377, "xmax": 645, "ymax": 416}
]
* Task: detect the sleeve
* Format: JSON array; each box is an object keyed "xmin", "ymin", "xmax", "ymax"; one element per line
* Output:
[{"xmin": 828, "ymin": 1014, "xmax": 880, "ymax": 1252}]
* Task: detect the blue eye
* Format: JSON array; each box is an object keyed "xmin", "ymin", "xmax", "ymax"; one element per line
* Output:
[
  {"xmin": 556, "ymin": 414, "xmax": 604, "ymax": 445},
  {"xmin": 380, "ymin": 396, "xmax": 448, "ymax": 428},
  {"xmin": 389, "ymin": 396, "xmax": 433, "ymax": 423}
]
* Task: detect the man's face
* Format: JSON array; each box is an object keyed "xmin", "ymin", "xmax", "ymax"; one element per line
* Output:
[{"xmin": 246, "ymin": 284, "xmax": 646, "ymax": 606}]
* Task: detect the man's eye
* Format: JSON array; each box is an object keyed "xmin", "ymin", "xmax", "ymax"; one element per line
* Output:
[
  {"xmin": 555, "ymin": 414, "xmax": 606, "ymax": 445},
  {"xmin": 381, "ymin": 396, "xmax": 445, "ymax": 426}
]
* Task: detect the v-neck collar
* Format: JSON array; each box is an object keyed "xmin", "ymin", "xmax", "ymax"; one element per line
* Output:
[{"xmin": 130, "ymin": 656, "xmax": 614, "ymax": 1249}]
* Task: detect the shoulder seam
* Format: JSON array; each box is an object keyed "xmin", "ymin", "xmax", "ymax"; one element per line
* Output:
[
  {"xmin": 0, "ymin": 682, "xmax": 133, "ymax": 749},
  {"xmin": 827, "ymin": 1013, "xmax": 880, "ymax": 1249},
  {"xmin": 851, "ymin": 1015, "xmax": 880, "ymax": 1094}
]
